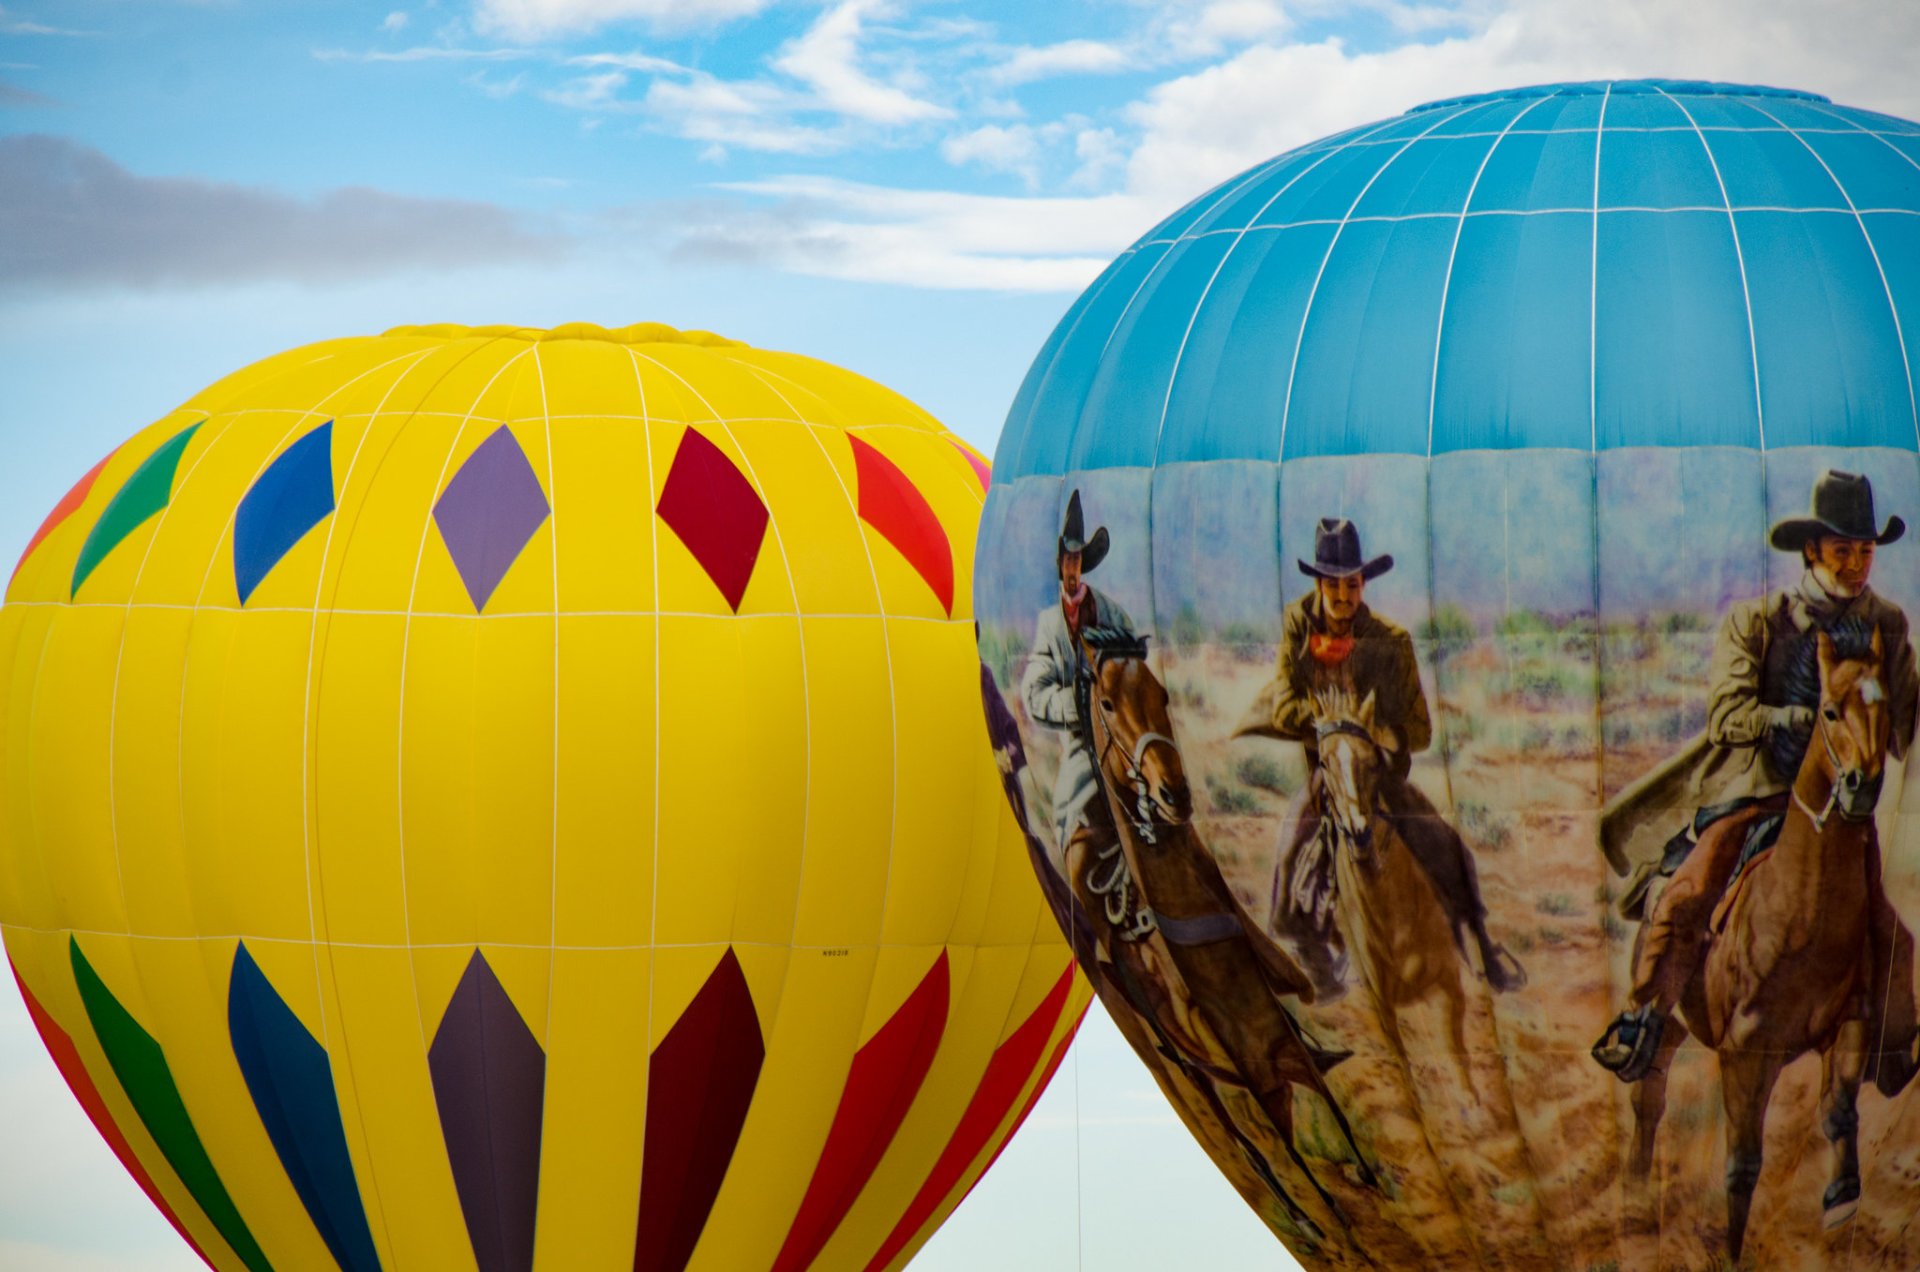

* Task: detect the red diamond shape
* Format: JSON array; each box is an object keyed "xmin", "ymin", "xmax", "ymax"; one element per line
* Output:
[{"xmin": 657, "ymin": 428, "xmax": 769, "ymax": 612}]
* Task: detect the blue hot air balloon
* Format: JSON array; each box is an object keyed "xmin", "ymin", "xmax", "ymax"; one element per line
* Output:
[{"xmin": 976, "ymin": 79, "xmax": 1920, "ymax": 1270}]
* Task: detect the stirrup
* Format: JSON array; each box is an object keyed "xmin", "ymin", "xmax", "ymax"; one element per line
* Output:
[{"xmin": 1592, "ymin": 1006, "xmax": 1664, "ymax": 1083}]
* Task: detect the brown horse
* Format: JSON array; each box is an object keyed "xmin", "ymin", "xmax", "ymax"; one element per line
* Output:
[
  {"xmin": 1631, "ymin": 626, "xmax": 1915, "ymax": 1262},
  {"xmin": 1075, "ymin": 627, "xmax": 1377, "ymax": 1239},
  {"xmin": 1312, "ymin": 687, "xmax": 1474, "ymax": 1089}
]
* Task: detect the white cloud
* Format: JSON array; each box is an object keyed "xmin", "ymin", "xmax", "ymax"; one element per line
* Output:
[
  {"xmin": 566, "ymin": 49, "xmax": 684, "ymax": 74},
  {"xmin": 0, "ymin": 6, "xmax": 89, "ymax": 37},
  {"xmin": 1153, "ymin": 0, "xmax": 1292, "ymax": 58},
  {"xmin": 474, "ymin": 0, "xmax": 769, "ymax": 40},
  {"xmin": 987, "ymin": 39, "xmax": 1134, "ymax": 87},
  {"xmin": 382, "ymin": 10, "xmax": 409, "ymax": 32},
  {"xmin": 644, "ymin": 73, "xmax": 842, "ymax": 154},
  {"xmin": 941, "ymin": 123, "xmax": 1045, "ymax": 186},
  {"xmin": 314, "ymin": 44, "xmax": 531, "ymax": 63},
  {"xmin": 671, "ymin": 175, "xmax": 1158, "ymax": 290},
  {"xmin": 772, "ymin": 0, "xmax": 949, "ymax": 125}
]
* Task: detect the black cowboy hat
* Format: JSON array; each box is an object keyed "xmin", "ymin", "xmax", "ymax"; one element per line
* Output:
[
  {"xmin": 1299, "ymin": 517, "xmax": 1393, "ymax": 581},
  {"xmin": 1769, "ymin": 469, "xmax": 1905, "ymax": 551},
  {"xmin": 1057, "ymin": 489, "xmax": 1110, "ymax": 573}
]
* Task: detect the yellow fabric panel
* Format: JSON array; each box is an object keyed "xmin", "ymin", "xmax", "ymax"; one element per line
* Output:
[
  {"xmin": 787, "ymin": 615, "xmax": 894, "ymax": 951},
  {"xmin": 727, "ymin": 418, "xmax": 881, "ymax": 617},
  {"xmin": 880, "ymin": 619, "xmax": 984, "ymax": 948},
  {"xmin": 635, "ymin": 345, "xmax": 797, "ymax": 425},
  {"xmin": 689, "ymin": 943, "xmax": 883, "ymax": 1272},
  {"xmin": 123, "ymin": 411, "xmax": 290, "ymax": 611},
  {"xmin": 645, "ymin": 943, "xmax": 733, "ymax": 1051},
  {"xmin": 548, "ymin": 412, "xmax": 658, "ymax": 615},
  {"xmin": 109, "ymin": 606, "xmax": 197, "ymax": 939},
  {"xmin": 24, "ymin": 606, "xmax": 129, "ymax": 935},
  {"xmin": 948, "ymin": 752, "xmax": 1033, "ymax": 951},
  {"xmin": 475, "ymin": 941, "xmax": 553, "ymax": 1053},
  {"xmin": 177, "ymin": 607, "xmax": 314, "ymax": 944},
  {"xmin": 312, "ymin": 612, "xmax": 410, "ymax": 947},
  {"xmin": 0, "ymin": 605, "xmax": 56, "ymax": 927},
  {"xmin": 553, "ymin": 614, "xmax": 656, "ymax": 949},
  {"xmin": 400, "ymin": 614, "xmax": 555, "ymax": 950},
  {"xmin": 532, "ymin": 947, "xmax": 651, "ymax": 1271},
  {"xmin": 748, "ymin": 351, "xmax": 944, "ymax": 434},
  {"xmin": 716, "ymin": 614, "xmax": 809, "ymax": 950},
  {"xmin": 857, "ymin": 423, "xmax": 988, "ymax": 617},
  {"xmin": 326, "ymin": 942, "xmax": 477, "ymax": 1272},
  {"xmin": 652, "ymin": 614, "xmax": 747, "ymax": 949}
]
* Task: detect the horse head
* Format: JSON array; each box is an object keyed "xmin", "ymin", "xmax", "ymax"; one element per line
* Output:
[
  {"xmin": 1812, "ymin": 623, "xmax": 1891, "ymax": 823},
  {"xmin": 1312, "ymin": 684, "xmax": 1392, "ymax": 870},
  {"xmin": 1079, "ymin": 627, "xmax": 1192, "ymax": 829}
]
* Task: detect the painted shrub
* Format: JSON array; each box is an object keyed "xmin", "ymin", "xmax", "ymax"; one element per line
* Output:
[
  {"xmin": 977, "ymin": 80, "xmax": 1920, "ymax": 1270},
  {"xmin": 1, "ymin": 322, "xmax": 1087, "ymax": 1272}
]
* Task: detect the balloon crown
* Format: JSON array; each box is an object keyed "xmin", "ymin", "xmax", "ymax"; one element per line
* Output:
[
  {"xmin": 1409, "ymin": 78, "xmax": 1832, "ymax": 115},
  {"xmin": 381, "ymin": 321, "xmax": 746, "ymax": 347}
]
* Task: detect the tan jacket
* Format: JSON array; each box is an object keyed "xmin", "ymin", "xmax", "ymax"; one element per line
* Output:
[
  {"xmin": 1690, "ymin": 581, "xmax": 1918, "ymax": 806},
  {"xmin": 1601, "ymin": 577, "xmax": 1919, "ymax": 873},
  {"xmin": 1267, "ymin": 590, "xmax": 1432, "ymax": 762}
]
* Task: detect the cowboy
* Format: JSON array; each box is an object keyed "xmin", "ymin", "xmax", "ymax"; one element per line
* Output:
[
  {"xmin": 1261, "ymin": 518, "xmax": 1524, "ymax": 997},
  {"xmin": 1595, "ymin": 470, "xmax": 1920, "ymax": 1082},
  {"xmin": 1018, "ymin": 490, "xmax": 1152, "ymax": 939}
]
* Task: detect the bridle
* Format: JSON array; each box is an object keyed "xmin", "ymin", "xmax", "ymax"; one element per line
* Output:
[
  {"xmin": 1089, "ymin": 686, "xmax": 1184, "ymax": 845},
  {"xmin": 1794, "ymin": 702, "xmax": 1884, "ymax": 830},
  {"xmin": 1313, "ymin": 717, "xmax": 1386, "ymax": 856}
]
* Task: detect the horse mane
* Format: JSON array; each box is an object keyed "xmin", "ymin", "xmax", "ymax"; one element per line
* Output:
[
  {"xmin": 1310, "ymin": 680, "xmax": 1364, "ymax": 725},
  {"xmin": 1082, "ymin": 625, "xmax": 1151, "ymax": 664},
  {"xmin": 1767, "ymin": 616, "xmax": 1878, "ymax": 779}
]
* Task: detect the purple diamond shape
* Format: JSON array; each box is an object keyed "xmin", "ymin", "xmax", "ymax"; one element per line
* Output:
[{"xmin": 433, "ymin": 426, "xmax": 551, "ymax": 612}]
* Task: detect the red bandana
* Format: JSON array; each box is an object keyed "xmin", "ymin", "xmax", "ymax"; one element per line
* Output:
[
  {"xmin": 1061, "ymin": 583, "xmax": 1093, "ymax": 635},
  {"xmin": 1309, "ymin": 633, "xmax": 1354, "ymax": 665}
]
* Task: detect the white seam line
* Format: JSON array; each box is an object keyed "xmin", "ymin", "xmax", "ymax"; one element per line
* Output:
[
  {"xmin": 0, "ymin": 600, "xmax": 968, "ymax": 622},
  {"xmin": 1427, "ymin": 91, "xmax": 1560, "ymax": 456},
  {"xmin": 533, "ymin": 344, "xmax": 561, "ymax": 1082},
  {"xmin": 1660, "ymin": 86, "xmax": 1766, "ymax": 449},
  {"xmin": 1592, "ymin": 84, "xmax": 1612, "ymax": 453},
  {"xmin": 1748, "ymin": 100, "xmax": 1920, "ymax": 451},
  {"xmin": 1153, "ymin": 110, "xmax": 1415, "ymax": 467},
  {"xmin": 1277, "ymin": 102, "xmax": 1482, "ymax": 463},
  {"xmin": 623, "ymin": 345, "xmax": 665, "ymax": 1129}
]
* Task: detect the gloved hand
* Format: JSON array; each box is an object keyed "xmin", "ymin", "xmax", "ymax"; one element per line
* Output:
[{"xmin": 1772, "ymin": 704, "xmax": 1816, "ymax": 733}]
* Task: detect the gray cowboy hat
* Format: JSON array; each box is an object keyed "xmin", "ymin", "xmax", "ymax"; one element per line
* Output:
[
  {"xmin": 1769, "ymin": 469, "xmax": 1905, "ymax": 551},
  {"xmin": 1056, "ymin": 489, "xmax": 1110, "ymax": 573},
  {"xmin": 1299, "ymin": 517, "xmax": 1393, "ymax": 581}
]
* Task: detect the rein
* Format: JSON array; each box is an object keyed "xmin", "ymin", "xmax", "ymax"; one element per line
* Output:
[{"xmin": 1793, "ymin": 707, "xmax": 1884, "ymax": 831}]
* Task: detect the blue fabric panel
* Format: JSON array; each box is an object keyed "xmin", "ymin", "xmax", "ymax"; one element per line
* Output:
[
  {"xmin": 1594, "ymin": 210, "xmax": 1759, "ymax": 448},
  {"xmin": 1195, "ymin": 146, "xmax": 1356, "ymax": 237},
  {"xmin": 1537, "ymin": 92, "xmax": 1604, "ymax": 132},
  {"xmin": 233, "ymin": 420, "xmax": 335, "ymax": 604},
  {"xmin": 1679, "ymin": 96, "xmax": 1777, "ymax": 131},
  {"xmin": 997, "ymin": 251, "xmax": 1128, "ymax": 478},
  {"xmin": 1472, "ymin": 130, "xmax": 1598, "ymax": 212},
  {"xmin": 1352, "ymin": 134, "xmax": 1499, "ymax": 218},
  {"xmin": 1158, "ymin": 223, "xmax": 1340, "ymax": 464},
  {"xmin": 1432, "ymin": 212, "xmax": 1594, "ymax": 452},
  {"xmin": 1738, "ymin": 210, "xmax": 1914, "ymax": 448},
  {"xmin": 1761, "ymin": 97, "xmax": 1871, "ymax": 134},
  {"xmin": 1848, "ymin": 212, "xmax": 1920, "ymax": 442},
  {"xmin": 1145, "ymin": 156, "xmax": 1290, "ymax": 242},
  {"xmin": 1426, "ymin": 96, "xmax": 1539, "ymax": 136},
  {"xmin": 1599, "ymin": 91, "xmax": 1691, "ymax": 130},
  {"xmin": 1599, "ymin": 130, "xmax": 1728, "ymax": 209},
  {"xmin": 229, "ymin": 944, "xmax": 383, "ymax": 1272},
  {"xmin": 1283, "ymin": 217, "xmax": 1457, "ymax": 458},
  {"xmin": 1255, "ymin": 139, "xmax": 1417, "ymax": 225},
  {"xmin": 1068, "ymin": 232, "xmax": 1240, "ymax": 472},
  {"xmin": 1849, "ymin": 108, "xmax": 1920, "ymax": 137},
  {"xmin": 1803, "ymin": 133, "xmax": 1920, "ymax": 210},
  {"xmin": 1003, "ymin": 241, "xmax": 1171, "ymax": 479},
  {"xmin": 1707, "ymin": 129, "xmax": 1843, "ymax": 208}
]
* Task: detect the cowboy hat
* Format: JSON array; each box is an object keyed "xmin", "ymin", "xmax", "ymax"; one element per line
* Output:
[
  {"xmin": 1769, "ymin": 469, "xmax": 1905, "ymax": 551},
  {"xmin": 1056, "ymin": 489, "xmax": 1110, "ymax": 573},
  {"xmin": 1298, "ymin": 517, "xmax": 1393, "ymax": 581}
]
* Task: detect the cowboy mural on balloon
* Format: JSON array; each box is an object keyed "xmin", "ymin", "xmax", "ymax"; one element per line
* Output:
[
  {"xmin": 977, "ymin": 456, "xmax": 1920, "ymax": 1267},
  {"xmin": 1596, "ymin": 469, "xmax": 1920, "ymax": 1262}
]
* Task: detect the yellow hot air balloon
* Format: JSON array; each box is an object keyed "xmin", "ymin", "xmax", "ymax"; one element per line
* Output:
[{"xmin": 1, "ymin": 321, "xmax": 1087, "ymax": 1272}]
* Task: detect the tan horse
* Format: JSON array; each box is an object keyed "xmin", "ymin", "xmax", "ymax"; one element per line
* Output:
[
  {"xmin": 1312, "ymin": 686, "xmax": 1473, "ymax": 1089},
  {"xmin": 1075, "ymin": 628, "xmax": 1377, "ymax": 1240},
  {"xmin": 1631, "ymin": 626, "xmax": 1915, "ymax": 1262}
]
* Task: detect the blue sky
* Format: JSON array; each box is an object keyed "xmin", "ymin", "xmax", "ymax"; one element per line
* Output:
[{"xmin": 8, "ymin": 1, "xmax": 1920, "ymax": 1269}]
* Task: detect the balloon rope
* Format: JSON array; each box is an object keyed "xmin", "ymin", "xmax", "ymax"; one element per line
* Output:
[{"xmin": 1073, "ymin": 1009, "xmax": 1084, "ymax": 1272}]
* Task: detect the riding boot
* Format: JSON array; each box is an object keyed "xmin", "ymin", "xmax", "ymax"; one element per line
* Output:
[{"xmin": 1592, "ymin": 1003, "xmax": 1665, "ymax": 1081}]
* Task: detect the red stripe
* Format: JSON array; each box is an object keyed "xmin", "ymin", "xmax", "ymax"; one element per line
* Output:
[
  {"xmin": 849, "ymin": 435, "xmax": 954, "ymax": 615},
  {"xmin": 771, "ymin": 954, "xmax": 949, "ymax": 1272},
  {"xmin": 961, "ymin": 996, "xmax": 1087, "ymax": 1200},
  {"xmin": 10, "ymin": 448, "xmax": 116, "ymax": 588},
  {"xmin": 949, "ymin": 441, "xmax": 991, "ymax": 492},
  {"xmin": 9, "ymin": 959, "xmax": 218, "ymax": 1270},
  {"xmin": 859, "ymin": 964, "xmax": 1077, "ymax": 1272}
]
